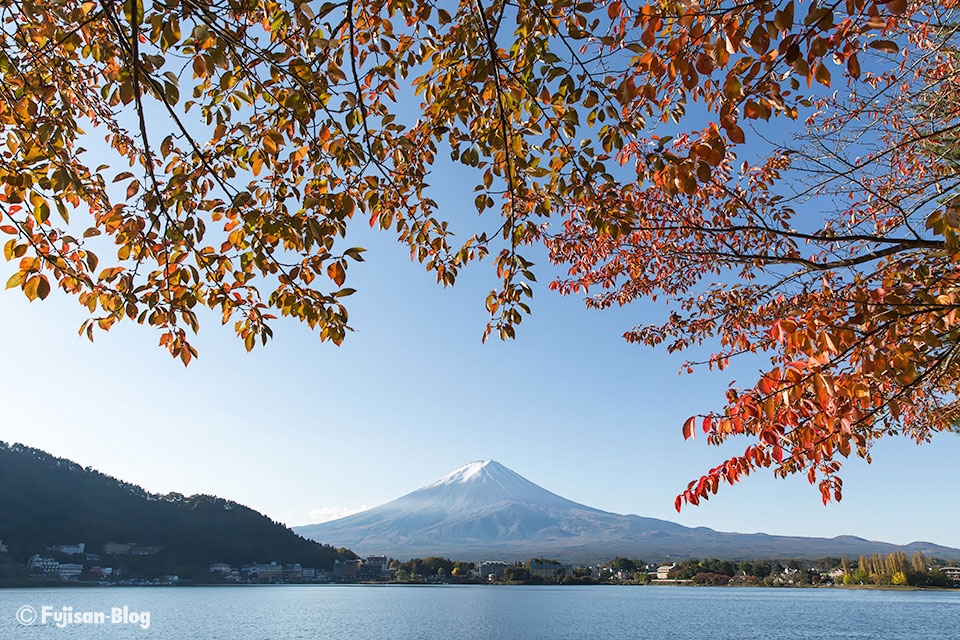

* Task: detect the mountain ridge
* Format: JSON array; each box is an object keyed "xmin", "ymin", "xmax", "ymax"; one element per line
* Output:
[
  {"xmin": 0, "ymin": 441, "xmax": 355, "ymax": 578},
  {"xmin": 295, "ymin": 460, "xmax": 960, "ymax": 562}
]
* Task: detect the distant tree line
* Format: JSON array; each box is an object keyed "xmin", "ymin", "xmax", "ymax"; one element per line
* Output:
[
  {"xmin": 356, "ymin": 553, "xmax": 958, "ymax": 588},
  {"xmin": 669, "ymin": 559, "xmax": 756, "ymax": 583},
  {"xmin": 499, "ymin": 557, "xmax": 647, "ymax": 586},
  {"xmin": 664, "ymin": 554, "xmax": 957, "ymax": 588},
  {"xmin": 841, "ymin": 552, "xmax": 951, "ymax": 588},
  {"xmin": 392, "ymin": 557, "xmax": 475, "ymax": 582}
]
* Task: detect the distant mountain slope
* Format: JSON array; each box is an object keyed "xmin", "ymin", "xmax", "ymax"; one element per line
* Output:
[
  {"xmin": 295, "ymin": 460, "xmax": 960, "ymax": 562},
  {"xmin": 0, "ymin": 442, "xmax": 354, "ymax": 573}
]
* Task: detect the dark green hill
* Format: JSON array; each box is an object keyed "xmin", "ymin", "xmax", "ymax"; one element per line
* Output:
[{"xmin": 0, "ymin": 442, "xmax": 354, "ymax": 578}]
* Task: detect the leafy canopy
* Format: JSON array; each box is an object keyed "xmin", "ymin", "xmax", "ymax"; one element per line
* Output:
[{"xmin": 3, "ymin": 0, "xmax": 957, "ymax": 505}]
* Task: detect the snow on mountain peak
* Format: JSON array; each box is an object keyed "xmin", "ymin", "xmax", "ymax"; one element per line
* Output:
[{"xmin": 428, "ymin": 460, "xmax": 499, "ymax": 486}]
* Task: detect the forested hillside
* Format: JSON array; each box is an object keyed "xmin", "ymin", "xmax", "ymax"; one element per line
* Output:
[{"xmin": 0, "ymin": 442, "xmax": 354, "ymax": 576}]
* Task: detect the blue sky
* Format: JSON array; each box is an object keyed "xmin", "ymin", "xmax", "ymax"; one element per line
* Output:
[
  {"xmin": 2, "ymin": 203, "xmax": 960, "ymax": 551},
  {"xmin": 2, "ymin": 42, "xmax": 957, "ymax": 551}
]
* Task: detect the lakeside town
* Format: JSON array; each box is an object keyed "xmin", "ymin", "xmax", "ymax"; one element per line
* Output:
[{"xmin": 9, "ymin": 539, "xmax": 960, "ymax": 589}]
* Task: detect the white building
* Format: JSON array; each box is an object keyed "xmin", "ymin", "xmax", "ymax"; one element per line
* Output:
[
  {"xmin": 49, "ymin": 543, "xmax": 85, "ymax": 555},
  {"xmin": 27, "ymin": 555, "xmax": 60, "ymax": 573},
  {"xmin": 244, "ymin": 562, "xmax": 284, "ymax": 579},
  {"xmin": 656, "ymin": 563, "xmax": 676, "ymax": 580},
  {"xmin": 478, "ymin": 561, "xmax": 509, "ymax": 580},
  {"xmin": 528, "ymin": 562, "xmax": 573, "ymax": 578},
  {"xmin": 103, "ymin": 542, "xmax": 131, "ymax": 555},
  {"xmin": 942, "ymin": 567, "xmax": 960, "ymax": 581},
  {"xmin": 364, "ymin": 555, "xmax": 388, "ymax": 575},
  {"xmin": 58, "ymin": 563, "xmax": 84, "ymax": 579}
]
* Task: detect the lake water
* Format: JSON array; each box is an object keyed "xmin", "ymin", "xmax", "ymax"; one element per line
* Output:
[{"xmin": 0, "ymin": 585, "xmax": 957, "ymax": 639}]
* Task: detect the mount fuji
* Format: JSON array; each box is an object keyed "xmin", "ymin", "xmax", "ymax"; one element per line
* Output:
[{"xmin": 294, "ymin": 460, "xmax": 959, "ymax": 562}]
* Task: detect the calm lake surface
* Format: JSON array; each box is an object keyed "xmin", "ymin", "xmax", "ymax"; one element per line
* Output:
[{"xmin": 0, "ymin": 585, "xmax": 958, "ymax": 639}]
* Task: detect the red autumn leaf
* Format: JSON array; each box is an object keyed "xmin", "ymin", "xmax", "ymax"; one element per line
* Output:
[{"xmin": 327, "ymin": 261, "xmax": 346, "ymax": 287}]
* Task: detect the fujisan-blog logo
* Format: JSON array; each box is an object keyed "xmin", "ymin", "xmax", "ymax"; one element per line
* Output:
[{"xmin": 14, "ymin": 604, "xmax": 151, "ymax": 629}]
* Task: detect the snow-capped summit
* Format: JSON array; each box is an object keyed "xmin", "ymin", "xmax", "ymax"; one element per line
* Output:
[
  {"xmin": 294, "ymin": 461, "xmax": 957, "ymax": 562},
  {"xmin": 428, "ymin": 460, "xmax": 498, "ymax": 486},
  {"xmin": 421, "ymin": 460, "xmax": 582, "ymax": 509}
]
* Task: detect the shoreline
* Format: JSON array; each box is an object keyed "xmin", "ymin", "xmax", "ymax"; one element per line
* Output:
[{"xmin": 1, "ymin": 581, "xmax": 956, "ymax": 592}]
